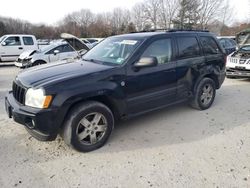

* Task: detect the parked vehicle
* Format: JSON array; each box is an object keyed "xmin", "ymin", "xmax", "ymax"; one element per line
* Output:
[
  {"xmin": 218, "ymin": 38, "xmax": 237, "ymax": 55},
  {"xmin": 5, "ymin": 30, "xmax": 226, "ymax": 152},
  {"xmin": 15, "ymin": 34, "xmax": 90, "ymax": 68},
  {"xmin": 0, "ymin": 34, "xmax": 38, "ymax": 62},
  {"xmin": 226, "ymin": 45, "xmax": 250, "ymax": 78}
]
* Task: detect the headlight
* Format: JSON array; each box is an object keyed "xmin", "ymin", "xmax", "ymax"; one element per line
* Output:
[{"xmin": 25, "ymin": 88, "xmax": 52, "ymax": 108}]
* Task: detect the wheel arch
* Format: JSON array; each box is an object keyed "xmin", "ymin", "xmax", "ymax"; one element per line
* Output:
[
  {"xmin": 60, "ymin": 94, "xmax": 124, "ymax": 129},
  {"xmin": 193, "ymin": 73, "xmax": 220, "ymax": 94},
  {"xmin": 33, "ymin": 59, "xmax": 47, "ymax": 65}
]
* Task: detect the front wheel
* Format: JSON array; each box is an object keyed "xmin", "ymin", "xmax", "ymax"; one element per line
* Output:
[
  {"xmin": 190, "ymin": 78, "xmax": 216, "ymax": 110},
  {"xmin": 62, "ymin": 101, "xmax": 114, "ymax": 152},
  {"xmin": 32, "ymin": 60, "xmax": 46, "ymax": 67}
]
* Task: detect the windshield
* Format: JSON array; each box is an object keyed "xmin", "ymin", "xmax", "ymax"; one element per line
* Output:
[
  {"xmin": 83, "ymin": 37, "xmax": 142, "ymax": 65},
  {"xmin": 0, "ymin": 35, "xmax": 7, "ymax": 43},
  {"xmin": 239, "ymin": 45, "xmax": 250, "ymax": 52}
]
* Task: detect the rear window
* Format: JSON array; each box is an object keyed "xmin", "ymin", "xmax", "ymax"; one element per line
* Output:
[
  {"xmin": 23, "ymin": 37, "xmax": 34, "ymax": 45},
  {"xmin": 177, "ymin": 37, "xmax": 200, "ymax": 59},
  {"xmin": 201, "ymin": 36, "xmax": 221, "ymax": 55}
]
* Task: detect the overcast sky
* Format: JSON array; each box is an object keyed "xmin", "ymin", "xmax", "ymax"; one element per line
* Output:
[{"xmin": 0, "ymin": 0, "xmax": 249, "ymax": 25}]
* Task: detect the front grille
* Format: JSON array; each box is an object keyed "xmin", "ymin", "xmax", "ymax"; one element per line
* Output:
[
  {"xmin": 12, "ymin": 81, "xmax": 26, "ymax": 105},
  {"xmin": 229, "ymin": 58, "xmax": 238, "ymax": 63}
]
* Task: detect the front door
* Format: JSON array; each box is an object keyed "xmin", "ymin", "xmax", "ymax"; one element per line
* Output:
[
  {"xmin": 47, "ymin": 45, "xmax": 62, "ymax": 62},
  {"xmin": 1, "ymin": 36, "xmax": 24, "ymax": 61},
  {"xmin": 125, "ymin": 37, "xmax": 177, "ymax": 114}
]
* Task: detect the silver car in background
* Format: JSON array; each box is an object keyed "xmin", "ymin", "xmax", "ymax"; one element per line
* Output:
[{"xmin": 15, "ymin": 33, "xmax": 90, "ymax": 68}]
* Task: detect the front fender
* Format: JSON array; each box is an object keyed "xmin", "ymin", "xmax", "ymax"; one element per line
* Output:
[{"xmin": 49, "ymin": 80, "xmax": 126, "ymax": 128}]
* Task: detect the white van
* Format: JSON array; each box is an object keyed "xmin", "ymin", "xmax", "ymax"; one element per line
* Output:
[{"xmin": 0, "ymin": 34, "xmax": 38, "ymax": 62}]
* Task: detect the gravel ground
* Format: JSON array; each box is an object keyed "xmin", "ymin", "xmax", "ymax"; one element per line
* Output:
[{"xmin": 0, "ymin": 65, "xmax": 250, "ymax": 188}]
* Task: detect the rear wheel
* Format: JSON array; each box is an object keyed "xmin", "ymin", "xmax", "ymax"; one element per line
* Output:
[
  {"xmin": 62, "ymin": 101, "xmax": 114, "ymax": 152},
  {"xmin": 190, "ymin": 78, "xmax": 216, "ymax": 110}
]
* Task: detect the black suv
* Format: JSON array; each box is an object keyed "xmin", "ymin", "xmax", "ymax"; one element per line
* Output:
[{"xmin": 5, "ymin": 30, "xmax": 226, "ymax": 152}]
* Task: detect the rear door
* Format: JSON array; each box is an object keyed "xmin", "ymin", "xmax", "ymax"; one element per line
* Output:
[
  {"xmin": 1, "ymin": 36, "xmax": 24, "ymax": 61},
  {"xmin": 199, "ymin": 36, "xmax": 225, "ymax": 71},
  {"xmin": 175, "ymin": 35, "xmax": 205, "ymax": 99},
  {"xmin": 22, "ymin": 36, "xmax": 37, "ymax": 51},
  {"xmin": 125, "ymin": 37, "xmax": 177, "ymax": 114}
]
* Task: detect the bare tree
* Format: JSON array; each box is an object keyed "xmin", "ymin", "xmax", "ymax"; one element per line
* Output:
[
  {"xmin": 111, "ymin": 8, "xmax": 131, "ymax": 34},
  {"xmin": 132, "ymin": 2, "xmax": 148, "ymax": 31},
  {"xmin": 197, "ymin": 0, "xmax": 224, "ymax": 29},
  {"xmin": 143, "ymin": 0, "xmax": 161, "ymax": 29},
  {"xmin": 159, "ymin": 0, "xmax": 179, "ymax": 28}
]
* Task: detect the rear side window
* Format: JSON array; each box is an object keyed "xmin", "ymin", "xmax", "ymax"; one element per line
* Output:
[
  {"xmin": 177, "ymin": 37, "xmax": 200, "ymax": 59},
  {"xmin": 23, "ymin": 37, "xmax": 34, "ymax": 45},
  {"xmin": 201, "ymin": 37, "xmax": 221, "ymax": 55},
  {"xmin": 47, "ymin": 45, "xmax": 63, "ymax": 54},
  {"xmin": 142, "ymin": 38, "xmax": 172, "ymax": 64}
]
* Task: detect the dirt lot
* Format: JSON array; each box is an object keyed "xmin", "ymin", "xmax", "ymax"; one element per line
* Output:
[{"xmin": 0, "ymin": 65, "xmax": 250, "ymax": 188}]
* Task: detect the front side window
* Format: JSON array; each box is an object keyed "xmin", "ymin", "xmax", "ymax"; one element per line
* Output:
[
  {"xmin": 201, "ymin": 36, "xmax": 221, "ymax": 55},
  {"xmin": 177, "ymin": 37, "xmax": 200, "ymax": 59},
  {"xmin": 23, "ymin": 37, "xmax": 34, "ymax": 45},
  {"xmin": 83, "ymin": 37, "xmax": 142, "ymax": 66},
  {"xmin": 141, "ymin": 38, "xmax": 172, "ymax": 64},
  {"xmin": 47, "ymin": 45, "xmax": 63, "ymax": 54},
  {"xmin": 4, "ymin": 37, "xmax": 21, "ymax": 46}
]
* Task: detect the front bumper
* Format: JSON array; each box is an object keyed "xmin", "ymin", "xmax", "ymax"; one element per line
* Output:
[
  {"xmin": 5, "ymin": 91, "xmax": 59, "ymax": 141},
  {"xmin": 226, "ymin": 68, "xmax": 250, "ymax": 78},
  {"xmin": 14, "ymin": 61, "xmax": 26, "ymax": 68}
]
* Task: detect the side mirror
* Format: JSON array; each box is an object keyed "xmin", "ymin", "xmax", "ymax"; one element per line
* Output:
[
  {"xmin": 53, "ymin": 50, "xmax": 60, "ymax": 55},
  {"xmin": 134, "ymin": 57, "xmax": 158, "ymax": 70},
  {"xmin": 1, "ymin": 42, "xmax": 6, "ymax": 46}
]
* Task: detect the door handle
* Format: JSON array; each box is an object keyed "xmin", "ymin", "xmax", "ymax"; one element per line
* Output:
[
  {"xmin": 164, "ymin": 69, "xmax": 175, "ymax": 73},
  {"xmin": 18, "ymin": 47, "xmax": 23, "ymax": 50}
]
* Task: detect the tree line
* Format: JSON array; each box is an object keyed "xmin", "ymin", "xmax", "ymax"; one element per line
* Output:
[{"xmin": 0, "ymin": 0, "xmax": 249, "ymax": 39}]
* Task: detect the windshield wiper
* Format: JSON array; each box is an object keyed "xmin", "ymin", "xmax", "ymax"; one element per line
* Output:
[{"xmin": 82, "ymin": 58, "xmax": 99, "ymax": 63}]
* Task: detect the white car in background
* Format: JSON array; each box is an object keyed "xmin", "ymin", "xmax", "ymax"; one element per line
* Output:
[
  {"xmin": 15, "ymin": 33, "xmax": 90, "ymax": 68},
  {"xmin": 0, "ymin": 34, "xmax": 38, "ymax": 62},
  {"xmin": 226, "ymin": 44, "xmax": 250, "ymax": 78}
]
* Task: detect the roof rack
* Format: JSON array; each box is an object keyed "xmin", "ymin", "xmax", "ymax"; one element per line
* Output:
[
  {"xmin": 130, "ymin": 28, "xmax": 168, "ymax": 33},
  {"xmin": 168, "ymin": 29, "xmax": 209, "ymax": 32},
  {"xmin": 131, "ymin": 28, "xmax": 209, "ymax": 33}
]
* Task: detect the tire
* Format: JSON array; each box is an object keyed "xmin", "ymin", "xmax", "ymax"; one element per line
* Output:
[
  {"xmin": 190, "ymin": 78, "xmax": 216, "ymax": 110},
  {"xmin": 62, "ymin": 101, "xmax": 114, "ymax": 152}
]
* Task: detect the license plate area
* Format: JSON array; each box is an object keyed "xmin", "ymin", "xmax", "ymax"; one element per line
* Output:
[{"xmin": 235, "ymin": 66, "xmax": 246, "ymax": 70}]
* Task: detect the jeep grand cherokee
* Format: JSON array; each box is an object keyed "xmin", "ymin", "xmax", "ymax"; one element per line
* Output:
[{"xmin": 5, "ymin": 30, "xmax": 226, "ymax": 152}]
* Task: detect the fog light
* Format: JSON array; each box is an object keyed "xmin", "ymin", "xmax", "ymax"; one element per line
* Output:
[{"xmin": 25, "ymin": 118, "xmax": 36, "ymax": 129}]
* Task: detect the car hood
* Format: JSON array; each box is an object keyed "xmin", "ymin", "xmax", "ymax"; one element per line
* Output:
[
  {"xmin": 61, "ymin": 33, "xmax": 90, "ymax": 52},
  {"xmin": 16, "ymin": 60, "xmax": 114, "ymax": 88},
  {"xmin": 18, "ymin": 50, "xmax": 37, "ymax": 60}
]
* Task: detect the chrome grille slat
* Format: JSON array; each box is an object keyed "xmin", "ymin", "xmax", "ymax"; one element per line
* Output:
[{"xmin": 12, "ymin": 81, "xmax": 26, "ymax": 105}]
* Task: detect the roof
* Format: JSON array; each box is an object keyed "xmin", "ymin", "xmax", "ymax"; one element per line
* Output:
[{"xmin": 2, "ymin": 34, "xmax": 35, "ymax": 37}]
